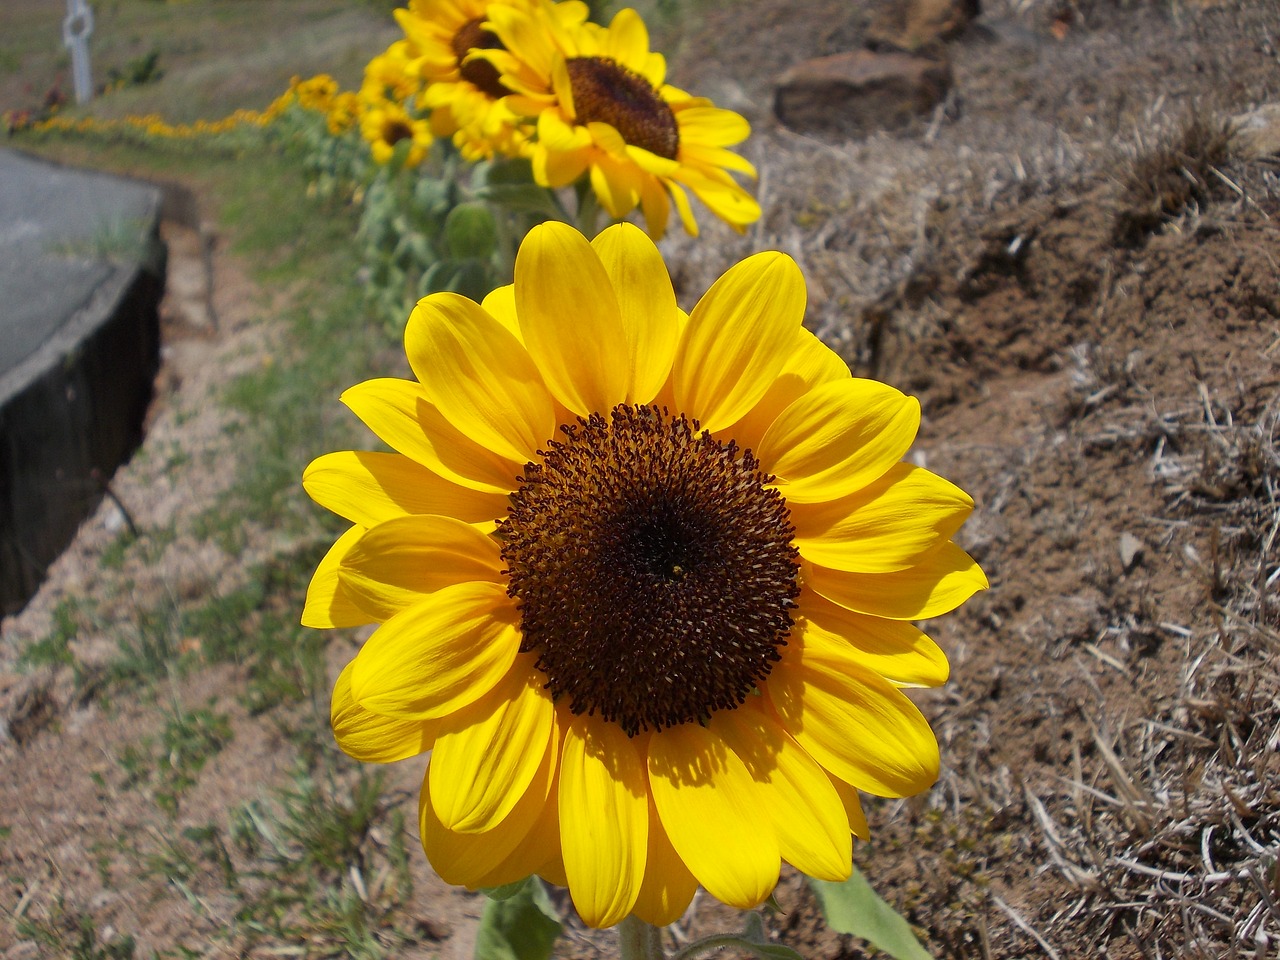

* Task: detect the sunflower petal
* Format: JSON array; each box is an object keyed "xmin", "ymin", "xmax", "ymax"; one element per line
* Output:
[
  {"xmin": 303, "ymin": 450, "xmax": 505, "ymax": 527},
  {"xmin": 420, "ymin": 730, "xmax": 557, "ymax": 887},
  {"xmin": 760, "ymin": 379, "xmax": 919, "ymax": 503},
  {"xmin": 590, "ymin": 224, "xmax": 679, "ymax": 404},
  {"xmin": 804, "ymin": 542, "xmax": 988, "ymax": 620},
  {"xmin": 828, "ymin": 775, "xmax": 871, "ymax": 840},
  {"xmin": 331, "ymin": 659, "xmax": 439, "ymax": 762},
  {"xmin": 631, "ymin": 801, "xmax": 699, "ymax": 926},
  {"xmin": 430, "ymin": 658, "xmax": 556, "ymax": 833},
  {"xmin": 340, "ymin": 379, "xmax": 520, "ymax": 494},
  {"xmin": 767, "ymin": 622, "xmax": 940, "ymax": 798},
  {"xmin": 801, "ymin": 591, "xmax": 949, "ymax": 687},
  {"xmin": 712, "ymin": 706, "xmax": 852, "ymax": 881},
  {"xmin": 515, "ymin": 222, "xmax": 632, "ymax": 417},
  {"xmin": 674, "ymin": 252, "xmax": 805, "ymax": 432},
  {"xmin": 792, "ymin": 463, "xmax": 974, "ymax": 573},
  {"xmin": 647, "ymin": 722, "xmax": 780, "ymax": 908},
  {"xmin": 405, "ymin": 292, "xmax": 556, "ymax": 464},
  {"xmin": 338, "ymin": 515, "xmax": 504, "ymax": 621},
  {"xmin": 559, "ymin": 717, "xmax": 649, "ymax": 928},
  {"xmin": 302, "ymin": 526, "xmax": 374, "ymax": 628},
  {"xmin": 350, "ymin": 582, "xmax": 519, "ymax": 719}
]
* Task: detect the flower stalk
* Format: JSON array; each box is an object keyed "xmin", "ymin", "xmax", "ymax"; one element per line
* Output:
[{"xmin": 619, "ymin": 915, "xmax": 666, "ymax": 960}]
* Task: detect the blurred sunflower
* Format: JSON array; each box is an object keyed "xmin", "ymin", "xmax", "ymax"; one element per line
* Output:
[
  {"xmin": 395, "ymin": 0, "xmax": 584, "ymax": 160},
  {"xmin": 304, "ymin": 222, "xmax": 985, "ymax": 928},
  {"xmin": 359, "ymin": 96, "xmax": 433, "ymax": 166},
  {"xmin": 480, "ymin": 3, "xmax": 759, "ymax": 238}
]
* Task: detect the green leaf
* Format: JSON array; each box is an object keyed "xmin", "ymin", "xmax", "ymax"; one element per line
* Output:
[
  {"xmin": 809, "ymin": 868, "xmax": 934, "ymax": 960},
  {"xmin": 445, "ymin": 202, "xmax": 499, "ymax": 259},
  {"xmin": 474, "ymin": 877, "xmax": 563, "ymax": 960}
]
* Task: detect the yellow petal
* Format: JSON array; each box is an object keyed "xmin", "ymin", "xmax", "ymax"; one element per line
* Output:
[
  {"xmin": 720, "ymin": 326, "xmax": 851, "ymax": 454},
  {"xmin": 800, "ymin": 590, "xmax": 949, "ymax": 688},
  {"xmin": 631, "ymin": 801, "xmax": 698, "ymax": 926},
  {"xmin": 760, "ymin": 379, "xmax": 919, "ymax": 503},
  {"xmin": 559, "ymin": 717, "xmax": 649, "ymax": 928},
  {"xmin": 331, "ymin": 659, "xmax": 439, "ymax": 762},
  {"xmin": 341, "ymin": 379, "xmax": 521, "ymax": 494},
  {"xmin": 480, "ymin": 283, "xmax": 521, "ymax": 341},
  {"xmin": 302, "ymin": 526, "xmax": 374, "ymax": 628},
  {"xmin": 430, "ymin": 659, "xmax": 556, "ymax": 833},
  {"xmin": 828, "ymin": 775, "xmax": 870, "ymax": 840},
  {"xmin": 767, "ymin": 623, "xmax": 940, "ymax": 798},
  {"xmin": 590, "ymin": 224, "xmax": 680, "ymax": 404},
  {"xmin": 303, "ymin": 450, "xmax": 505, "ymax": 527},
  {"xmin": 338, "ymin": 515, "xmax": 503, "ymax": 621},
  {"xmin": 602, "ymin": 7, "xmax": 650, "ymax": 67},
  {"xmin": 476, "ymin": 769, "xmax": 566, "ymax": 889},
  {"xmin": 803, "ymin": 542, "xmax": 988, "ymax": 620},
  {"xmin": 350, "ymin": 583, "xmax": 519, "ymax": 719},
  {"xmin": 405, "ymin": 293, "xmax": 557, "ymax": 464},
  {"xmin": 711, "ymin": 706, "xmax": 851, "ymax": 881},
  {"xmin": 420, "ymin": 730, "xmax": 558, "ymax": 887},
  {"xmin": 647, "ymin": 722, "xmax": 780, "ymax": 909},
  {"xmin": 515, "ymin": 222, "xmax": 631, "ymax": 417},
  {"xmin": 674, "ymin": 252, "xmax": 805, "ymax": 432},
  {"xmin": 792, "ymin": 463, "xmax": 974, "ymax": 573}
]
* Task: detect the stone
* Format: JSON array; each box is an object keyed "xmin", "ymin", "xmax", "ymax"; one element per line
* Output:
[
  {"xmin": 1231, "ymin": 102, "xmax": 1280, "ymax": 160},
  {"xmin": 866, "ymin": 0, "xmax": 981, "ymax": 53},
  {"xmin": 774, "ymin": 49, "xmax": 952, "ymax": 139}
]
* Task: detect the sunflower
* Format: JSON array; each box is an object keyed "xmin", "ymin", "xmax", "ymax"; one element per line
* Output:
[
  {"xmin": 303, "ymin": 221, "xmax": 986, "ymax": 928},
  {"xmin": 478, "ymin": 2, "xmax": 759, "ymax": 238},
  {"xmin": 394, "ymin": 0, "xmax": 582, "ymax": 161},
  {"xmin": 359, "ymin": 95, "xmax": 434, "ymax": 166}
]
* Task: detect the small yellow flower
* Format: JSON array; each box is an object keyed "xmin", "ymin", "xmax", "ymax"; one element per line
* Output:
[
  {"xmin": 483, "ymin": 2, "xmax": 760, "ymax": 238},
  {"xmin": 360, "ymin": 97, "xmax": 433, "ymax": 166},
  {"xmin": 304, "ymin": 222, "xmax": 985, "ymax": 928}
]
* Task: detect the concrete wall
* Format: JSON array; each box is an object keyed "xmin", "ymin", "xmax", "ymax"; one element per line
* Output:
[{"xmin": 0, "ymin": 246, "xmax": 165, "ymax": 615}]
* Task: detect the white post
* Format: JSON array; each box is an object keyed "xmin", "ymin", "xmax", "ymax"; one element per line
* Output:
[{"xmin": 62, "ymin": 0, "xmax": 95, "ymax": 104}]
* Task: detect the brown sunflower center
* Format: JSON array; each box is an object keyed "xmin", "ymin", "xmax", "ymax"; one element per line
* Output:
[
  {"xmin": 499, "ymin": 404, "xmax": 798, "ymax": 737},
  {"xmin": 382, "ymin": 117, "xmax": 413, "ymax": 145},
  {"xmin": 565, "ymin": 56, "xmax": 680, "ymax": 160},
  {"xmin": 451, "ymin": 17, "xmax": 510, "ymax": 100}
]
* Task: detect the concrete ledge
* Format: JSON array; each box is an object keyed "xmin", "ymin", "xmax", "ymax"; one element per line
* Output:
[{"xmin": 0, "ymin": 150, "xmax": 165, "ymax": 615}]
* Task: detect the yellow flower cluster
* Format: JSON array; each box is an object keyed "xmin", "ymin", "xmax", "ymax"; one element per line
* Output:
[{"xmin": 356, "ymin": 0, "xmax": 760, "ymax": 238}]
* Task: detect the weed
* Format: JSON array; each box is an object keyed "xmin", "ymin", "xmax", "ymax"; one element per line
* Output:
[
  {"xmin": 13, "ymin": 897, "xmax": 137, "ymax": 960},
  {"xmin": 18, "ymin": 597, "xmax": 84, "ymax": 670},
  {"xmin": 1112, "ymin": 106, "xmax": 1237, "ymax": 245}
]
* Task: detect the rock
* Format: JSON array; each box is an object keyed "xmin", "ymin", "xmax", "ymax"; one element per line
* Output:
[
  {"xmin": 1231, "ymin": 102, "xmax": 1280, "ymax": 160},
  {"xmin": 1119, "ymin": 532, "xmax": 1144, "ymax": 572},
  {"xmin": 867, "ymin": 0, "xmax": 981, "ymax": 53},
  {"xmin": 774, "ymin": 49, "xmax": 952, "ymax": 139}
]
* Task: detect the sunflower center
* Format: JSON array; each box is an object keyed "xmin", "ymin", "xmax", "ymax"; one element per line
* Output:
[
  {"xmin": 451, "ymin": 17, "xmax": 510, "ymax": 100},
  {"xmin": 382, "ymin": 117, "xmax": 413, "ymax": 145},
  {"xmin": 500, "ymin": 404, "xmax": 798, "ymax": 736},
  {"xmin": 565, "ymin": 57, "xmax": 679, "ymax": 160}
]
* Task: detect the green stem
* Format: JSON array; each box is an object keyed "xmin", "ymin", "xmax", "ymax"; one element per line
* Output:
[{"xmin": 618, "ymin": 915, "xmax": 666, "ymax": 960}]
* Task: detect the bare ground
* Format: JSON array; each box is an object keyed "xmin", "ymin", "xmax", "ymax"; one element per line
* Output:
[{"xmin": 4, "ymin": 0, "xmax": 1280, "ymax": 958}]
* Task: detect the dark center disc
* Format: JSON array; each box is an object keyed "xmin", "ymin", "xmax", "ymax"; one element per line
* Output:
[
  {"xmin": 499, "ymin": 405, "xmax": 798, "ymax": 736},
  {"xmin": 565, "ymin": 57, "xmax": 680, "ymax": 160},
  {"xmin": 451, "ymin": 17, "xmax": 510, "ymax": 100}
]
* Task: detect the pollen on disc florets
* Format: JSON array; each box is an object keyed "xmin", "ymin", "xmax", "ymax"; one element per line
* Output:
[
  {"xmin": 499, "ymin": 404, "xmax": 799, "ymax": 737},
  {"xmin": 451, "ymin": 17, "xmax": 509, "ymax": 100},
  {"xmin": 564, "ymin": 57, "xmax": 680, "ymax": 160}
]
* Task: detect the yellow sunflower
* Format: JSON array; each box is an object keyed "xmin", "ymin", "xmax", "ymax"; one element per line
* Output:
[
  {"xmin": 394, "ymin": 0, "xmax": 581, "ymax": 161},
  {"xmin": 359, "ymin": 95, "xmax": 434, "ymax": 166},
  {"xmin": 303, "ymin": 221, "xmax": 985, "ymax": 928},
  {"xmin": 480, "ymin": 2, "xmax": 760, "ymax": 238}
]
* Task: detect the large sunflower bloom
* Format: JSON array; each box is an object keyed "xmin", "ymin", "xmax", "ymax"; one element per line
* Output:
[
  {"xmin": 303, "ymin": 222, "xmax": 986, "ymax": 928},
  {"xmin": 480, "ymin": 3, "xmax": 760, "ymax": 238}
]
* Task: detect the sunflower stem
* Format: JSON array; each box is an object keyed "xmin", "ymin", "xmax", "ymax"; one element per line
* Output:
[{"xmin": 619, "ymin": 915, "xmax": 666, "ymax": 960}]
